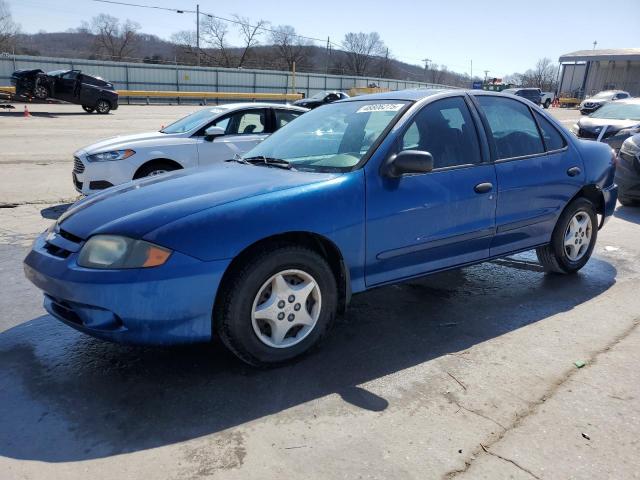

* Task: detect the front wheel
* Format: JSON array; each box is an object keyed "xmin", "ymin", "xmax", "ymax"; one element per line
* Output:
[
  {"xmin": 215, "ymin": 245, "xmax": 338, "ymax": 366},
  {"xmin": 95, "ymin": 99, "xmax": 111, "ymax": 114},
  {"xmin": 543, "ymin": 99, "xmax": 551, "ymax": 109},
  {"xmin": 82, "ymin": 105, "xmax": 95, "ymax": 113},
  {"xmin": 33, "ymin": 84, "xmax": 49, "ymax": 99},
  {"xmin": 536, "ymin": 198, "xmax": 598, "ymax": 274}
]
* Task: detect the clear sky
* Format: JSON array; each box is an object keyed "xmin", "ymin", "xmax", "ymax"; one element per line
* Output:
[{"xmin": 8, "ymin": 0, "xmax": 640, "ymax": 77}]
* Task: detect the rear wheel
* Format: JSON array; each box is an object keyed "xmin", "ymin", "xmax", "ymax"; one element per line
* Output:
[
  {"xmin": 95, "ymin": 99, "xmax": 111, "ymax": 114},
  {"xmin": 215, "ymin": 245, "xmax": 338, "ymax": 366},
  {"xmin": 82, "ymin": 105, "xmax": 95, "ymax": 113},
  {"xmin": 536, "ymin": 198, "xmax": 598, "ymax": 274},
  {"xmin": 133, "ymin": 160, "xmax": 181, "ymax": 179}
]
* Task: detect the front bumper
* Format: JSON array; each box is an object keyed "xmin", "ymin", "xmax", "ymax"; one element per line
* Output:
[
  {"xmin": 601, "ymin": 183, "xmax": 619, "ymax": 227},
  {"xmin": 24, "ymin": 232, "xmax": 231, "ymax": 345},
  {"xmin": 580, "ymin": 104, "xmax": 602, "ymax": 114},
  {"xmin": 73, "ymin": 152, "xmax": 138, "ymax": 195},
  {"xmin": 615, "ymin": 155, "xmax": 640, "ymax": 200}
]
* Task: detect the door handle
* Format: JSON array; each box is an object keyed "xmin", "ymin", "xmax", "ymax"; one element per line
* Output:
[
  {"xmin": 567, "ymin": 166, "xmax": 581, "ymax": 177},
  {"xmin": 474, "ymin": 182, "xmax": 493, "ymax": 194}
]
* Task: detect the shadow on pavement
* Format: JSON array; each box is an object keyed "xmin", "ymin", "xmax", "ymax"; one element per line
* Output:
[
  {"xmin": 40, "ymin": 203, "xmax": 73, "ymax": 220},
  {"xmin": 0, "ymin": 254, "xmax": 617, "ymax": 462},
  {"xmin": 0, "ymin": 111, "xmax": 101, "ymax": 118}
]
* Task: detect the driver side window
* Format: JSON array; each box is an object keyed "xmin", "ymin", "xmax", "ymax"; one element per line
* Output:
[
  {"xmin": 400, "ymin": 97, "xmax": 482, "ymax": 169},
  {"xmin": 213, "ymin": 109, "xmax": 267, "ymax": 135}
]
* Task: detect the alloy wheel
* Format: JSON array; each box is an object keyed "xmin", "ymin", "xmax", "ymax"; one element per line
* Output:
[
  {"xmin": 251, "ymin": 269, "xmax": 322, "ymax": 349},
  {"xmin": 564, "ymin": 211, "xmax": 592, "ymax": 261}
]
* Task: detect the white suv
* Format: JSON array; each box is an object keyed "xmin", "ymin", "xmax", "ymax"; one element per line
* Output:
[{"xmin": 72, "ymin": 103, "xmax": 308, "ymax": 195}]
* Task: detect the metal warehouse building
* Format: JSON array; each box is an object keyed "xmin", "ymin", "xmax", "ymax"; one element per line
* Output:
[{"xmin": 558, "ymin": 48, "xmax": 640, "ymax": 98}]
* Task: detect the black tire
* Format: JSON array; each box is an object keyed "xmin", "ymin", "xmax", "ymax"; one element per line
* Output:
[
  {"xmin": 82, "ymin": 105, "xmax": 95, "ymax": 113},
  {"xmin": 543, "ymin": 99, "xmax": 551, "ymax": 109},
  {"xmin": 619, "ymin": 196, "xmax": 638, "ymax": 207},
  {"xmin": 133, "ymin": 161, "xmax": 181, "ymax": 179},
  {"xmin": 215, "ymin": 244, "xmax": 338, "ymax": 366},
  {"xmin": 95, "ymin": 99, "xmax": 111, "ymax": 114},
  {"xmin": 536, "ymin": 197, "xmax": 598, "ymax": 274}
]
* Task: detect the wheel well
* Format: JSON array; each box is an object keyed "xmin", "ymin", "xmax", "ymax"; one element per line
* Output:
[
  {"xmin": 215, "ymin": 232, "xmax": 350, "ymax": 317},
  {"xmin": 572, "ymin": 184, "xmax": 605, "ymax": 227},
  {"xmin": 133, "ymin": 159, "xmax": 183, "ymax": 179}
]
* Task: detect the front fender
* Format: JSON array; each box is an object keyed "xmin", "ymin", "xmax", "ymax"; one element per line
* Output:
[{"xmin": 144, "ymin": 170, "xmax": 367, "ymax": 290}]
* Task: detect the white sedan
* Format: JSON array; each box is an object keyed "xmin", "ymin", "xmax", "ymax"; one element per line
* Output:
[{"xmin": 72, "ymin": 103, "xmax": 308, "ymax": 195}]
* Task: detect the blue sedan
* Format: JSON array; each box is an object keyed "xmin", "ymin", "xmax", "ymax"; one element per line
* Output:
[{"xmin": 24, "ymin": 89, "xmax": 618, "ymax": 366}]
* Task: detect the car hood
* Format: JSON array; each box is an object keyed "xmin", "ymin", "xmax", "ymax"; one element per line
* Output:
[
  {"xmin": 293, "ymin": 99, "xmax": 318, "ymax": 106},
  {"xmin": 77, "ymin": 131, "xmax": 182, "ymax": 155},
  {"xmin": 578, "ymin": 117, "xmax": 639, "ymax": 133},
  {"xmin": 56, "ymin": 163, "xmax": 339, "ymax": 241}
]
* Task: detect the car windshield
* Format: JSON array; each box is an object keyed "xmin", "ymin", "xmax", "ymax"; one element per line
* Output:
[
  {"xmin": 590, "ymin": 103, "xmax": 640, "ymax": 121},
  {"xmin": 161, "ymin": 108, "xmax": 227, "ymax": 134},
  {"xmin": 242, "ymin": 100, "xmax": 409, "ymax": 171},
  {"xmin": 310, "ymin": 91, "xmax": 330, "ymax": 100}
]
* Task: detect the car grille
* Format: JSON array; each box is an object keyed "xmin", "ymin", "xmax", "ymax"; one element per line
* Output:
[{"xmin": 73, "ymin": 156, "xmax": 85, "ymax": 174}]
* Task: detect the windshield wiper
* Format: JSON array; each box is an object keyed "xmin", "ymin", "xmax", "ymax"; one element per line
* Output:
[
  {"xmin": 243, "ymin": 155, "xmax": 293, "ymax": 170},
  {"xmin": 226, "ymin": 154, "xmax": 251, "ymax": 165}
]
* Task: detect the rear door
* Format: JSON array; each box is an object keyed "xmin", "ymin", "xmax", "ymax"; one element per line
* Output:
[
  {"xmin": 471, "ymin": 94, "xmax": 584, "ymax": 256},
  {"xmin": 196, "ymin": 108, "xmax": 270, "ymax": 165}
]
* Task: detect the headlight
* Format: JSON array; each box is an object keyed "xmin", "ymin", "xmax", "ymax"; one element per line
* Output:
[
  {"xmin": 86, "ymin": 149, "xmax": 135, "ymax": 162},
  {"xmin": 78, "ymin": 235, "xmax": 171, "ymax": 269},
  {"xmin": 570, "ymin": 124, "xmax": 579, "ymax": 135}
]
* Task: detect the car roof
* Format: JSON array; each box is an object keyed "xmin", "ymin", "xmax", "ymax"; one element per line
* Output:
[
  {"xmin": 341, "ymin": 88, "xmax": 453, "ymax": 102},
  {"xmin": 208, "ymin": 102, "xmax": 307, "ymax": 112}
]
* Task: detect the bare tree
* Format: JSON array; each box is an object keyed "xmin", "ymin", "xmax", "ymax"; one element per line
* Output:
[
  {"xmin": 0, "ymin": 0, "xmax": 19, "ymax": 52},
  {"xmin": 342, "ymin": 32, "xmax": 386, "ymax": 76},
  {"xmin": 270, "ymin": 25, "xmax": 308, "ymax": 70},
  {"xmin": 200, "ymin": 16, "xmax": 235, "ymax": 67},
  {"xmin": 234, "ymin": 15, "xmax": 266, "ymax": 68},
  {"xmin": 90, "ymin": 14, "xmax": 140, "ymax": 60}
]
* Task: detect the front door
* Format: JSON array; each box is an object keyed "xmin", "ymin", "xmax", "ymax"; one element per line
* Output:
[
  {"xmin": 196, "ymin": 108, "xmax": 270, "ymax": 165},
  {"xmin": 365, "ymin": 96, "xmax": 497, "ymax": 286},
  {"xmin": 54, "ymin": 71, "xmax": 79, "ymax": 102}
]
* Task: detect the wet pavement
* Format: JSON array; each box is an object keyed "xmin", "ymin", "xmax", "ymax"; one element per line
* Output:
[{"xmin": 1, "ymin": 202, "xmax": 640, "ymax": 479}]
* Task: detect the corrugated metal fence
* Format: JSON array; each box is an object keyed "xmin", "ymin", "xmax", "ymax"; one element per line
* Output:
[{"xmin": 0, "ymin": 54, "xmax": 454, "ymax": 103}]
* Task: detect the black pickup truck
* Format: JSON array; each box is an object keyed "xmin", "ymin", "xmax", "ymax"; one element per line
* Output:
[{"xmin": 11, "ymin": 69, "xmax": 119, "ymax": 113}]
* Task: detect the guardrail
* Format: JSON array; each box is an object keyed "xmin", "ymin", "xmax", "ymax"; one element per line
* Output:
[{"xmin": 0, "ymin": 86, "xmax": 302, "ymax": 103}]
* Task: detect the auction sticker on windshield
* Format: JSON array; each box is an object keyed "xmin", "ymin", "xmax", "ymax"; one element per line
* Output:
[{"xmin": 356, "ymin": 103, "xmax": 405, "ymax": 113}]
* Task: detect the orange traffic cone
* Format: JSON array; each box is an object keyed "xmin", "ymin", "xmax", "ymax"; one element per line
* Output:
[{"xmin": 23, "ymin": 105, "xmax": 31, "ymax": 117}]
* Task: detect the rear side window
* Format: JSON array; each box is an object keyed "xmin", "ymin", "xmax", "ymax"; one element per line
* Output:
[
  {"xmin": 275, "ymin": 109, "xmax": 303, "ymax": 129},
  {"xmin": 534, "ymin": 112, "xmax": 567, "ymax": 151},
  {"xmin": 476, "ymin": 96, "xmax": 544, "ymax": 160},
  {"xmin": 400, "ymin": 96, "xmax": 481, "ymax": 169}
]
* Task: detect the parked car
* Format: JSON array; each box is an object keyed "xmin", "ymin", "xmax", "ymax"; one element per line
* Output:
[
  {"xmin": 292, "ymin": 90, "xmax": 349, "ymax": 109},
  {"xmin": 502, "ymin": 87, "xmax": 542, "ymax": 106},
  {"xmin": 10, "ymin": 69, "xmax": 118, "ymax": 114},
  {"xmin": 540, "ymin": 91, "xmax": 555, "ymax": 109},
  {"xmin": 24, "ymin": 89, "xmax": 617, "ymax": 366},
  {"xmin": 579, "ymin": 90, "xmax": 630, "ymax": 115},
  {"xmin": 615, "ymin": 134, "xmax": 640, "ymax": 206},
  {"xmin": 72, "ymin": 103, "xmax": 308, "ymax": 195},
  {"xmin": 570, "ymin": 98, "xmax": 640, "ymax": 150}
]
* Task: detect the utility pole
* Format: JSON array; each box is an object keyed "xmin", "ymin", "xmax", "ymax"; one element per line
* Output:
[
  {"xmin": 325, "ymin": 37, "xmax": 330, "ymax": 74},
  {"xmin": 423, "ymin": 58, "xmax": 431, "ymax": 82},
  {"xmin": 470, "ymin": 59, "xmax": 473, "ymax": 80},
  {"xmin": 483, "ymin": 70, "xmax": 489, "ymax": 82},
  {"xmin": 592, "ymin": 40, "xmax": 597, "ymax": 50},
  {"xmin": 196, "ymin": 4, "xmax": 200, "ymax": 66}
]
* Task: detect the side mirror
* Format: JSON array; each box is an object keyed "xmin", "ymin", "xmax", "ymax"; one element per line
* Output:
[
  {"xmin": 383, "ymin": 150, "xmax": 434, "ymax": 178},
  {"xmin": 204, "ymin": 126, "xmax": 225, "ymax": 141}
]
